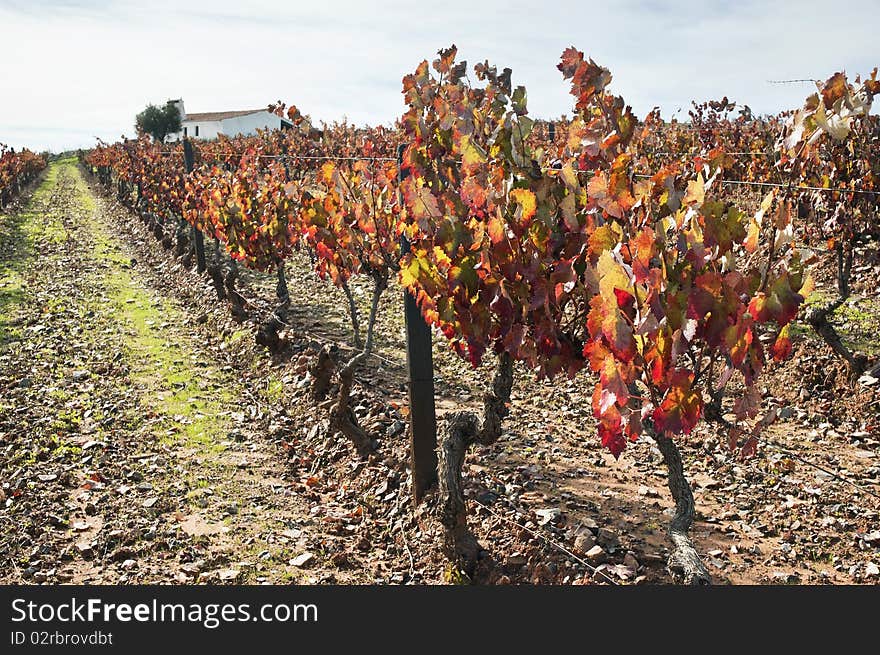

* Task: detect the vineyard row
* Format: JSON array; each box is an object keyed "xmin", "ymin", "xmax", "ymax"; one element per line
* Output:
[{"xmin": 80, "ymin": 46, "xmax": 879, "ymax": 583}]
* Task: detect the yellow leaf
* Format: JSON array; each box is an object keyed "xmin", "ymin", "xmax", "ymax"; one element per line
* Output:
[
  {"xmin": 510, "ymin": 188, "xmax": 537, "ymax": 223},
  {"xmin": 560, "ymin": 163, "xmax": 580, "ymax": 192},
  {"xmin": 744, "ymin": 218, "xmax": 760, "ymax": 253},
  {"xmin": 399, "ymin": 257, "xmax": 420, "ymax": 288},
  {"xmin": 596, "ymin": 250, "xmax": 632, "ymax": 305},
  {"xmin": 432, "ymin": 245, "xmax": 451, "ymax": 270},
  {"xmin": 588, "ymin": 223, "xmax": 618, "ymax": 257},
  {"xmin": 798, "ymin": 273, "xmax": 815, "ymax": 299},
  {"xmin": 460, "ymin": 135, "xmax": 486, "ymax": 171},
  {"xmin": 320, "ymin": 162, "xmax": 335, "ymax": 184},
  {"xmin": 560, "ymin": 193, "xmax": 578, "ymax": 231}
]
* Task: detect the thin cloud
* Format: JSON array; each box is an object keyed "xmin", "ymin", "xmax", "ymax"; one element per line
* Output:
[{"xmin": 0, "ymin": 0, "xmax": 876, "ymax": 152}]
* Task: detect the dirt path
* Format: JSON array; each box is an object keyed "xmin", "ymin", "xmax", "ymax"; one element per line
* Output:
[{"xmin": 0, "ymin": 159, "xmax": 369, "ymax": 584}]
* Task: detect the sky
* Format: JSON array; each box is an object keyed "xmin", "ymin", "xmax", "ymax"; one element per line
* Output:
[{"xmin": 0, "ymin": 0, "xmax": 877, "ymax": 152}]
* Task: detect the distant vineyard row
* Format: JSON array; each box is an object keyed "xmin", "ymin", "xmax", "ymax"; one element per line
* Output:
[{"xmin": 0, "ymin": 145, "xmax": 46, "ymax": 208}]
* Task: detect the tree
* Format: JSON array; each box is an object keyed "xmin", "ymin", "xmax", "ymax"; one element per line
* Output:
[{"xmin": 135, "ymin": 102, "xmax": 182, "ymax": 143}]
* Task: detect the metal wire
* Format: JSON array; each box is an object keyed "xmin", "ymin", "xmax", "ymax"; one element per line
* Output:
[
  {"xmin": 152, "ymin": 150, "xmax": 397, "ymax": 162},
  {"xmin": 111, "ymin": 136, "xmax": 880, "ymax": 201},
  {"xmin": 470, "ymin": 498, "xmax": 620, "ymax": 585},
  {"xmin": 767, "ymin": 79, "xmax": 819, "ymax": 84},
  {"xmin": 633, "ymin": 173, "xmax": 880, "ymax": 197},
  {"xmin": 761, "ymin": 439, "xmax": 880, "ymax": 502},
  {"xmin": 647, "ymin": 151, "xmax": 775, "ymax": 157}
]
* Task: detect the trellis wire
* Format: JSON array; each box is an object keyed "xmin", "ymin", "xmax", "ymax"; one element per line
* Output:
[{"xmin": 156, "ymin": 146, "xmax": 879, "ymax": 198}]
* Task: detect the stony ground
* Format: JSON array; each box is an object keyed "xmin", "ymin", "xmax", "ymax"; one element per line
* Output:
[{"xmin": 1, "ymin": 158, "xmax": 878, "ymax": 585}]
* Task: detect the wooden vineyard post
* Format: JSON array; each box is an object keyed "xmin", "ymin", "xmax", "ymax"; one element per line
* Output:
[
  {"xmin": 182, "ymin": 138, "xmax": 206, "ymax": 272},
  {"xmin": 398, "ymin": 143, "xmax": 438, "ymax": 504}
]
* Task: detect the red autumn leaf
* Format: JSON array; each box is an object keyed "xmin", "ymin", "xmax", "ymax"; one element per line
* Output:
[
  {"xmin": 594, "ymin": 401, "xmax": 625, "ymax": 457},
  {"xmin": 600, "ymin": 424, "xmax": 627, "ymax": 458},
  {"xmin": 652, "ymin": 370, "xmax": 702, "ymax": 436},
  {"xmin": 586, "ymin": 295, "xmax": 636, "ymax": 363},
  {"xmin": 582, "ymin": 339, "xmax": 611, "ymax": 371},
  {"xmin": 769, "ymin": 324, "xmax": 792, "ymax": 361},
  {"xmin": 643, "ymin": 324, "xmax": 672, "ymax": 385},
  {"xmin": 727, "ymin": 426, "xmax": 743, "ymax": 453},
  {"xmin": 613, "ymin": 287, "xmax": 635, "ymax": 313},
  {"xmin": 723, "ymin": 311, "xmax": 754, "ymax": 367},
  {"xmin": 557, "ymin": 46, "xmax": 584, "ymax": 78},
  {"xmin": 630, "ymin": 227, "xmax": 655, "ymax": 282},
  {"xmin": 820, "ymin": 72, "xmax": 848, "ymax": 107},
  {"xmin": 686, "ymin": 285, "xmax": 715, "ymax": 321},
  {"xmin": 740, "ymin": 436, "xmax": 759, "ymax": 459},
  {"xmin": 748, "ymin": 274, "xmax": 803, "ymax": 326},
  {"xmin": 461, "ymin": 176, "xmax": 488, "ymax": 211},
  {"xmin": 599, "ymin": 357, "xmax": 630, "ymax": 410},
  {"xmin": 588, "ymin": 168, "xmax": 635, "ymax": 219},
  {"xmin": 733, "ymin": 384, "xmax": 761, "ymax": 420},
  {"xmin": 624, "ymin": 408, "xmax": 643, "ymax": 441}
]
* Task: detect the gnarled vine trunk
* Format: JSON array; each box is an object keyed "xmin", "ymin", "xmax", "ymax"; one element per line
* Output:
[
  {"xmin": 256, "ymin": 313, "xmax": 285, "ymax": 352},
  {"xmin": 224, "ymin": 261, "xmax": 248, "ymax": 320},
  {"xmin": 438, "ymin": 351, "xmax": 514, "ymax": 577},
  {"xmin": 647, "ymin": 427, "xmax": 711, "ymax": 585},
  {"xmin": 326, "ymin": 275, "xmax": 386, "ymax": 458},
  {"xmin": 174, "ymin": 218, "xmax": 190, "ymax": 258},
  {"xmin": 341, "ymin": 280, "xmax": 362, "ymax": 349},
  {"xmin": 328, "ymin": 353, "xmax": 374, "ymax": 457},
  {"xmin": 207, "ymin": 238, "xmax": 226, "ymax": 300},
  {"xmin": 256, "ymin": 261, "xmax": 292, "ymax": 353},
  {"xmin": 804, "ymin": 241, "xmax": 867, "ymax": 377},
  {"xmin": 275, "ymin": 260, "xmax": 290, "ymax": 313},
  {"xmin": 310, "ymin": 345, "xmax": 335, "ymax": 401}
]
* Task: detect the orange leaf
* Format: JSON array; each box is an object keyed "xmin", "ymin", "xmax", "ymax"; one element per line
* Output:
[{"xmin": 487, "ymin": 216, "xmax": 506, "ymax": 244}]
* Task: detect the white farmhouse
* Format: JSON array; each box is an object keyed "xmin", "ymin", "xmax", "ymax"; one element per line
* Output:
[{"xmin": 166, "ymin": 99, "xmax": 292, "ymax": 142}]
